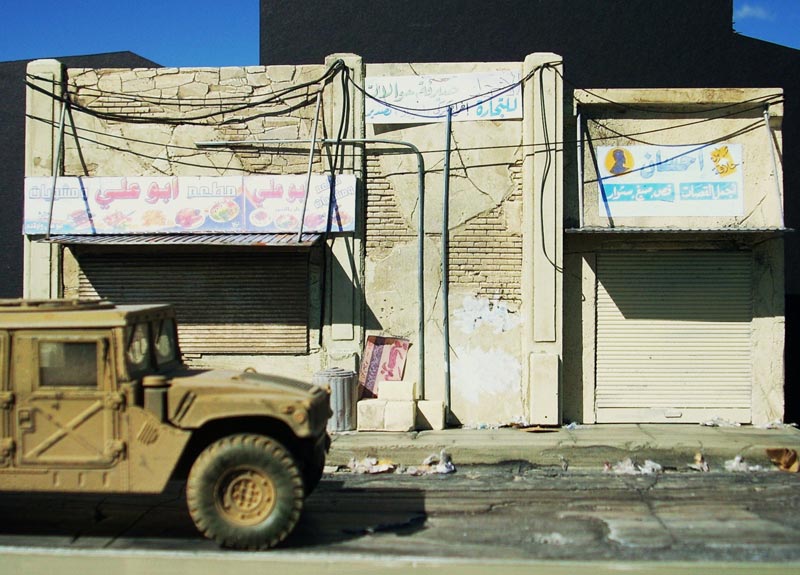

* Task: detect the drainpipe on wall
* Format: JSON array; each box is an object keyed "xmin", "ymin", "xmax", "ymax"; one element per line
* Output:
[
  {"xmin": 763, "ymin": 105, "xmax": 785, "ymax": 228},
  {"xmin": 442, "ymin": 108, "xmax": 453, "ymax": 422}
]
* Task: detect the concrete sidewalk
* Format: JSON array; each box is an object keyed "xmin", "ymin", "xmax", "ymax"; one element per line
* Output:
[{"xmin": 328, "ymin": 424, "xmax": 800, "ymax": 471}]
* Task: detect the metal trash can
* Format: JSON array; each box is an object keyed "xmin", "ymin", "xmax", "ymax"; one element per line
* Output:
[{"xmin": 313, "ymin": 367, "xmax": 358, "ymax": 432}]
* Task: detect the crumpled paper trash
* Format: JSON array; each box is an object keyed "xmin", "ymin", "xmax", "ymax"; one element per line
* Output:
[
  {"xmin": 688, "ymin": 452, "xmax": 710, "ymax": 472},
  {"xmin": 766, "ymin": 448, "xmax": 800, "ymax": 472},
  {"xmin": 348, "ymin": 456, "xmax": 397, "ymax": 474},
  {"xmin": 700, "ymin": 417, "xmax": 741, "ymax": 427},
  {"xmin": 604, "ymin": 457, "xmax": 663, "ymax": 475},
  {"xmin": 407, "ymin": 449, "xmax": 456, "ymax": 475},
  {"xmin": 723, "ymin": 455, "xmax": 766, "ymax": 472},
  {"xmin": 345, "ymin": 449, "xmax": 457, "ymax": 476},
  {"xmin": 759, "ymin": 421, "xmax": 799, "ymax": 430}
]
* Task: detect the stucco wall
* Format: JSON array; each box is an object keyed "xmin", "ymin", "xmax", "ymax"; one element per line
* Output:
[
  {"xmin": 363, "ymin": 62, "xmax": 529, "ymax": 425},
  {"xmin": 563, "ymin": 88, "xmax": 785, "ymax": 425},
  {"xmin": 25, "ymin": 58, "xmax": 364, "ymax": 382}
]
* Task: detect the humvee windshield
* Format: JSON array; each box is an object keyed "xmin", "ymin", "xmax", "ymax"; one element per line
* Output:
[{"xmin": 125, "ymin": 317, "xmax": 178, "ymax": 374}]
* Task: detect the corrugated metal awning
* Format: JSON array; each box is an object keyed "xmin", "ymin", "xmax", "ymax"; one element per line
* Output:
[
  {"xmin": 565, "ymin": 227, "xmax": 790, "ymax": 235},
  {"xmin": 42, "ymin": 233, "xmax": 322, "ymax": 248}
]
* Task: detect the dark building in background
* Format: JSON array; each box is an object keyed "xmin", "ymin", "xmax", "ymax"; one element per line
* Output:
[
  {"xmin": 0, "ymin": 52, "xmax": 159, "ymax": 298},
  {"xmin": 260, "ymin": 0, "xmax": 800, "ymax": 421}
]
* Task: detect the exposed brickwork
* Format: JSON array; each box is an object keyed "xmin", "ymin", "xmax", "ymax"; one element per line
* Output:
[
  {"xmin": 366, "ymin": 154, "xmax": 523, "ymax": 303},
  {"xmin": 449, "ymin": 159, "xmax": 522, "ymax": 303},
  {"xmin": 365, "ymin": 156, "xmax": 415, "ymax": 252}
]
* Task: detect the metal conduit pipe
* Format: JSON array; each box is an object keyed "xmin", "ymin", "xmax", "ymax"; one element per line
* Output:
[
  {"xmin": 195, "ymin": 137, "xmax": 428, "ymax": 399},
  {"xmin": 298, "ymin": 90, "xmax": 324, "ymax": 243},
  {"xmin": 442, "ymin": 108, "xmax": 453, "ymax": 421},
  {"xmin": 763, "ymin": 106, "xmax": 785, "ymax": 228},
  {"xmin": 576, "ymin": 105, "xmax": 585, "ymax": 229},
  {"xmin": 46, "ymin": 102, "xmax": 68, "ymax": 240}
]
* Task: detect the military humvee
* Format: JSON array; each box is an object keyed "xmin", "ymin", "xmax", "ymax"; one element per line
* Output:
[{"xmin": 0, "ymin": 299, "xmax": 331, "ymax": 549}]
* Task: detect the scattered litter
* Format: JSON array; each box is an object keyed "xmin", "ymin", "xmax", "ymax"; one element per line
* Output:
[
  {"xmin": 640, "ymin": 460, "xmax": 663, "ymax": 475},
  {"xmin": 563, "ymin": 422, "xmax": 584, "ymax": 431},
  {"xmin": 604, "ymin": 457, "xmax": 663, "ymax": 475},
  {"xmin": 348, "ymin": 456, "xmax": 397, "ymax": 474},
  {"xmin": 700, "ymin": 417, "xmax": 741, "ymax": 427},
  {"xmin": 345, "ymin": 450, "xmax": 456, "ymax": 476},
  {"xmin": 466, "ymin": 423, "xmax": 501, "ymax": 430},
  {"xmin": 759, "ymin": 421, "xmax": 799, "ymax": 430},
  {"xmin": 723, "ymin": 455, "xmax": 766, "ymax": 472},
  {"xmin": 688, "ymin": 452, "xmax": 710, "ymax": 472},
  {"xmin": 559, "ymin": 455, "xmax": 569, "ymax": 472},
  {"xmin": 423, "ymin": 449, "xmax": 457, "ymax": 474},
  {"xmin": 766, "ymin": 448, "xmax": 800, "ymax": 472}
]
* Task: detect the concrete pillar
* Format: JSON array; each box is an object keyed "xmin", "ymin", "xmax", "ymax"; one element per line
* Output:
[
  {"xmin": 24, "ymin": 59, "xmax": 64, "ymax": 299},
  {"xmin": 324, "ymin": 54, "xmax": 365, "ymax": 370},
  {"xmin": 522, "ymin": 54, "xmax": 564, "ymax": 425}
]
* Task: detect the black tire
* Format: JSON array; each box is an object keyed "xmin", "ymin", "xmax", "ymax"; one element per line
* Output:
[
  {"xmin": 186, "ymin": 434, "xmax": 304, "ymax": 550},
  {"xmin": 302, "ymin": 440, "xmax": 327, "ymax": 495}
]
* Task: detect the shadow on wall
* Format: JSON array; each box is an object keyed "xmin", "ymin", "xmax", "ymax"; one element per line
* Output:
[{"xmin": 786, "ymin": 295, "xmax": 799, "ymax": 423}]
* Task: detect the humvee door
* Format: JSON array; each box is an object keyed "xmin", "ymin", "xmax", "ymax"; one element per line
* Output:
[{"xmin": 11, "ymin": 331, "xmax": 125, "ymax": 476}]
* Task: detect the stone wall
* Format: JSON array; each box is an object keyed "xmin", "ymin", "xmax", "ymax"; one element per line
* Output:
[{"xmin": 64, "ymin": 65, "xmax": 328, "ymax": 177}]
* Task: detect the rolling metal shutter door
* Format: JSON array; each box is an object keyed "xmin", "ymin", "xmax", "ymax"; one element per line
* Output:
[
  {"xmin": 77, "ymin": 253, "xmax": 309, "ymax": 355},
  {"xmin": 595, "ymin": 252, "xmax": 752, "ymax": 423}
]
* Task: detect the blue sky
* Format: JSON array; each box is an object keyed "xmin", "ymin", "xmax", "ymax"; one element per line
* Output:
[{"xmin": 0, "ymin": 1, "xmax": 797, "ymax": 67}]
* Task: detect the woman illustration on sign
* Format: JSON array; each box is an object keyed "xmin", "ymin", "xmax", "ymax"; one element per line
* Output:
[{"xmin": 609, "ymin": 148, "xmax": 631, "ymax": 175}]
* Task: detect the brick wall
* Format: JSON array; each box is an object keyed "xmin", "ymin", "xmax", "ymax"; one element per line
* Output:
[
  {"xmin": 449, "ymin": 160, "xmax": 522, "ymax": 303},
  {"xmin": 366, "ymin": 156, "xmax": 523, "ymax": 303},
  {"xmin": 365, "ymin": 156, "xmax": 416, "ymax": 252}
]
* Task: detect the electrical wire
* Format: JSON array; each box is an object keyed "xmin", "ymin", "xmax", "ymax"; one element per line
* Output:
[
  {"xmin": 550, "ymin": 66, "xmax": 784, "ymax": 116},
  {"xmin": 24, "ymin": 59, "xmax": 346, "ymax": 126},
  {"xmin": 350, "ymin": 61, "xmax": 562, "ymax": 120}
]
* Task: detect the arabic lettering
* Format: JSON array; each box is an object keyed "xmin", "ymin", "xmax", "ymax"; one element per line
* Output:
[
  {"xmin": 145, "ymin": 180, "xmax": 179, "ymax": 205},
  {"xmin": 605, "ymin": 183, "xmax": 675, "ymax": 203},
  {"xmin": 186, "ymin": 181, "xmax": 237, "ymax": 199},
  {"xmin": 679, "ymin": 182, "xmax": 739, "ymax": 200},
  {"xmin": 710, "ymin": 145, "xmax": 739, "ymax": 177},
  {"xmin": 95, "ymin": 178, "xmax": 142, "ymax": 209},
  {"xmin": 28, "ymin": 182, "xmax": 82, "ymax": 200}
]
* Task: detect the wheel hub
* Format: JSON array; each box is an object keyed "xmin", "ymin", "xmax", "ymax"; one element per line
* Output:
[{"xmin": 217, "ymin": 467, "xmax": 276, "ymax": 526}]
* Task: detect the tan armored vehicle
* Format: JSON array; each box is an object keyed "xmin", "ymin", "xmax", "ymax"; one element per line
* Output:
[{"xmin": 0, "ymin": 299, "xmax": 331, "ymax": 549}]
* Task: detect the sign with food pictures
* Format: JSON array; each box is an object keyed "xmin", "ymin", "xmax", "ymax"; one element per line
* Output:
[
  {"xmin": 23, "ymin": 174, "xmax": 356, "ymax": 235},
  {"xmin": 596, "ymin": 144, "xmax": 744, "ymax": 217}
]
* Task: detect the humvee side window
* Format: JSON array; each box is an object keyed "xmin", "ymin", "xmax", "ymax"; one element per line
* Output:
[
  {"xmin": 154, "ymin": 318, "xmax": 177, "ymax": 365},
  {"xmin": 126, "ymin": 323, "xmax": 152, "ymax": 373},
  {"xmin": 39, "ymin": 341, "xmax": 98, "ymax": 388}
]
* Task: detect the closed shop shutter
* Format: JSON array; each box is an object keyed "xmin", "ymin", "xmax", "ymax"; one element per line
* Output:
[
  {"xmin": 595, "ymin": 251, "xmax": 752, "ymax": 423},
  {"xmin": 77, "ymin": 252, "xmax": 309, "ymax": 355}
]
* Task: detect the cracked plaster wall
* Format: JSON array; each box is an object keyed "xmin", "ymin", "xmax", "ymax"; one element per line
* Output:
[
  {"xmin": 364, "ymin": 62, "xmax": 526, "ymax": 425},
  {"xmin": 53, "ymin": 63, "xmax": 333, "ymax": 380},
  {"xmin": 64, "ymin": 65, "xmax": 327, "ymax": 178}
]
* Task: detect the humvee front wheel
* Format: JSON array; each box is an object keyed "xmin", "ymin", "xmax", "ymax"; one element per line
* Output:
[{"xmin": 186, "ymin": 434, "xmax": 304, "ymax": 549}]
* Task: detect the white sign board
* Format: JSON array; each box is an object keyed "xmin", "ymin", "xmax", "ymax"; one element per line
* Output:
[
  {"xmin": 597, "ymin": 144, "xmax": 744, "ymax": 217},
  {"xmin": 365, "ymin": 72, "xmax": 522, "ymax": 124}
]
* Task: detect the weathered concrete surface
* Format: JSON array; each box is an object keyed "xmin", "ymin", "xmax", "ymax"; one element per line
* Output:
[
  {"xmin": 328, "ymin": 424, "xmax": 800, "ymax": 470},
  {"xmin": 1, "ymin": 465, "xmax": 800, "ymax": 573}
]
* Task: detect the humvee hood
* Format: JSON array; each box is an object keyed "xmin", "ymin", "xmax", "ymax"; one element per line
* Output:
[
  {"xmin": 167, "ymin": 368, "xmax": 322, "ymax": 399},
  {"xmin": 165, "ymin": 368, "xmax": 330, "ymax": 437}
]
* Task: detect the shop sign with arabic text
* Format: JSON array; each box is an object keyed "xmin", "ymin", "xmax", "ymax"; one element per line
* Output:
[
  {"xmin": 23, "ymin": 174, "xmax": 356, "ymax": 235},
  {"xmin": 365, "ymin": 71, "xmax": 522, "ymax": 124},
  {"xmin": 597, "ymin": 144, "xmax": 744, "ymax": 217}
]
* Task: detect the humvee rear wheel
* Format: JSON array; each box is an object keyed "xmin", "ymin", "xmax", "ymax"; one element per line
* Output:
[{"xmin": 187, "ymin": 434, "xmax": 304, "ymax": 549}]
